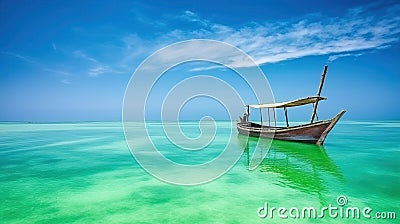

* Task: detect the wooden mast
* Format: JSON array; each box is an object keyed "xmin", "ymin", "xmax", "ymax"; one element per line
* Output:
[{"xmin": 310, "ymin": 65, "xmax": 328, "ymax": 123}]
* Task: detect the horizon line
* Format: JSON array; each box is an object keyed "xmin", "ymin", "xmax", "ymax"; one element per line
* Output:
[{"xmin": 1, "ymin": 119, "xmax": 400, "ymax": 124}]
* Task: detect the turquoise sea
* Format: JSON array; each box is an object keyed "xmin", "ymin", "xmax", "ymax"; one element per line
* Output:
[{"xmin": 0, "ymin": 121, "xmax": 399, "ymax": 223}]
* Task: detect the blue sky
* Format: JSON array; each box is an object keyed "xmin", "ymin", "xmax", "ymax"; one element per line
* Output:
[{"xmin": 1, "ymin": 0, "xmax": 399, "ymax": 121}]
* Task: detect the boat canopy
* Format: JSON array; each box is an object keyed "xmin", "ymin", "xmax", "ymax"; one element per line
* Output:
[{"xmin": 248, "ymin": 96, "xmax": 326, "ymax": 109}]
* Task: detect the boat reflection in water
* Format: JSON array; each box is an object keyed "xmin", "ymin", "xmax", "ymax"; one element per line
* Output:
[{"xmin": 237, "ymin": 135, "xmax": 344, "ymax": 204}]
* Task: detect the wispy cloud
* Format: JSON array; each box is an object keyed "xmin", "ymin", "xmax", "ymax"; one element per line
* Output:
[
  {"xmin": 61, "ymin": 79, "xmax": 71, "ymax": 84},
  {"xmin": 47, "ymin": 2, "xmax": 398, "ymax": 77},
  {"xmin": 73, "ymin": 50, "xmax": 119, "ymax": 77},
  {"xmin": 43, "ymin": 68, "xmax": 71, "ymax": 76},
  {"xmin": 189, "ymin": 65, "xmax": 225, "ymax": 72},
  {"xmin": 74, "ymin": 50, "xmax": 99, "ymax": 63},
  {"xmin": 178, "ymin": 10, "xmax": 210, "ymax": 26},
  {"xmin": 2, "ymin": 51, "xmax": 72, "ymax": 80},
  {"xmin": 204, "ymin": 3, "xmax": 398, "ymax": 65},
  {"xmin": 328, "ymin": 52, "xmax": 364, "ymax": 62},
  {"xmin": 1, "ymin": 51, "xmax": 37, "ymax": 64},
  {"xmin": 88, "ymin": 65, "xmax": 110, "ymax": 77},
  {"xmin": 121, "ymin": 2, "xmax": 399, "ymax": 69},
  {"xmin": 327, "ymin": 53, "xmax": 352, "ymax": 62}
]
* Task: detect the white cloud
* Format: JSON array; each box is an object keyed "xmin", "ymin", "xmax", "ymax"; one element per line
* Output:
[
  {"xmin": 189, "ymin": 65, "xmax": 225, "ymax": 72},
  {"xmin": 61, "ymin": 79, "xmax": 71, "ymax": 84},
  {"xmin": 123, "ymin": 3, "xmax": 399, "ymax": 69},
  {"xmin": 2, "ymin": 51, "xmax": 73, "ymax": 79},
  {"xmin": 88, "ymin": 65, "xmax": 110, "ymax": 77},
  {"xmin": 73, "ymin": 50, "xmax": 99, "ymax": 63},
  {"xmin": 207, "ymin": 5, "xmax": 399, "ymax": 65},
  {"xmin": 89, "ymin": 3, "xmax": 400, "ymax": 74},
  {"xmin": 1, "ymin": 51, "xmax": 36, "ymax": 64},
  {"xmin": 4, "ymin": 3, "xmax": 399, "ymax": 81},
  {"xmin": 43, "ymin": 68, "xmax": 71, "ymax": 76},
  {"xmin": 73, "ymin": 49, "xmax": 120, "ymax": 77},
  {"xmin": 179, "ymin": 10, "xmax": 210, "ymax": 26},
  {"xmin": 328, "ymin": 53, "xmax": 352, "ymax": 62},
  {"xmin": 328, "ymin": 52, "xmax": 364, "ymax": 62}
]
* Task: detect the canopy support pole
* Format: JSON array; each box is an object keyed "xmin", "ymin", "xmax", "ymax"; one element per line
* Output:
[
  {"xmin": 273, "ymin": 109, "xmax": 276, "ymax": 127},
  {"xmin": 260, "ymin": 108, "xmax": 263, "ymax": 125},
  {"xmin": 310, "ymin": 65, "xmax": 328, "ymax": 123},
  {"xmin": 284, "ymin": 107, "xmax": 289, "ymax": 127},
  {"xmin": 268, "ymin": 108, "xmax": 271, "ymax": 126}
]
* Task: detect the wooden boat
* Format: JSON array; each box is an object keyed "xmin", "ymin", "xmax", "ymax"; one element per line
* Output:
[{"xmin": 237, "ymin": 65, "xmax": 345, "ymax": 145}]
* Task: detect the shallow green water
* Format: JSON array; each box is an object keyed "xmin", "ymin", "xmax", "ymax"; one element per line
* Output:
[{"xmin": 0, "ymin": 121, "xmax": 399, "ymax": 223}]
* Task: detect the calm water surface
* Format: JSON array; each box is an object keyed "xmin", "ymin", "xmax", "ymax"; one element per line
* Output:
[{"xmin": 0, "ymin": 121, "xmax": 399, "ymax": 223}]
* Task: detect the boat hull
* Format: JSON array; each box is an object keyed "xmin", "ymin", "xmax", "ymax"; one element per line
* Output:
[{"xmin": 236, "ymin": 110, "xmax": 345, "ymax": 145}]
